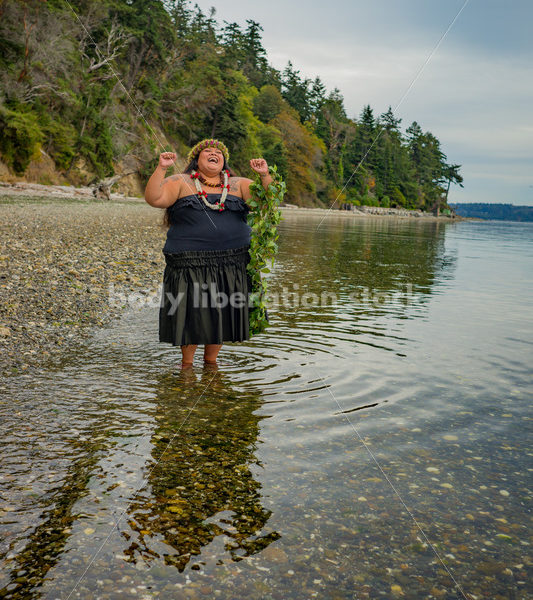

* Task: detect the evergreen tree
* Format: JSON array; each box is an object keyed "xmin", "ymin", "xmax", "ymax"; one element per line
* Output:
[
  {"xmin": 241, "ymin": 20, "xmax": 269, "ymax": 87},
  {"xmin": 221, "ymin": 21, "xmax": 243, "ymax": 66},
  {"xmin": 441, "ymin": 163, "xmax": 464, "ymax": 202},
  {"xmin": 309, "ymin": 76, "xmax": 327, "ymax": 115},
  {"xmin": 315, "ymin": 89, "xmax": 353, "ymax": 187},
  {"xmin": 281, "ymin": 61, "xmax": 312, "ymax": 122},
  {"xmin": 379, "ymin": 105, "xmax": 402, "ymax": 132},
  {"xmin": 165, "ymin": 0, "xmax": 192, "ymax": 38}
]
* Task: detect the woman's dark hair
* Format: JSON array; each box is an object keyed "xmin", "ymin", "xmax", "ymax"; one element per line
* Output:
[{"xmin": 162, "ymin": 156, "xmax": 235, "ymax": 228}]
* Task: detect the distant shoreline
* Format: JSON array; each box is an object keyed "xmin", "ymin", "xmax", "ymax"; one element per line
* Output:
[
  {"xmin": 0, "ymin": 181, "xmax": 473, "ymax": 221},
  {"xmin": 279, "ymin": 206, "xmax": 471, "ymax": 221}
]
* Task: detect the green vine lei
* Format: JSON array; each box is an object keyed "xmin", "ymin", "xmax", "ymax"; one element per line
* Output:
[{"xmin": 247, "ymin": 165, "xmax": 286, "ymax": 336}]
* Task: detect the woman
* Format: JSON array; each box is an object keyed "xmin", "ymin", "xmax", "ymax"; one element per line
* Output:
[{"xmin": 144, "ymin": 138, "xmax": 272, "ymax": 368}]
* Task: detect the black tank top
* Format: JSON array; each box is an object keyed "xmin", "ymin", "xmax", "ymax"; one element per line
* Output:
[{"xmin": 163, "ymin": 193, "xmax": 252, "ymax": 253}]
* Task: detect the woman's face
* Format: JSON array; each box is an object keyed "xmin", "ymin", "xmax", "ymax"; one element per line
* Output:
[{"xmin": 197, "ymin": 147, "xmax": 224, "ymax": 174}]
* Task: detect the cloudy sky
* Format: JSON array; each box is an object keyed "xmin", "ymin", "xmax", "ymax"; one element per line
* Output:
[{"xmin": 193, "ymin": 0, "xmax": 532, "ymax": 206}]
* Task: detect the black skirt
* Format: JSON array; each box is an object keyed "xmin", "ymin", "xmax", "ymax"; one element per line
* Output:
[{"xmin": 159, "ymin": 245, "xmax": 252, "ymax": 346}]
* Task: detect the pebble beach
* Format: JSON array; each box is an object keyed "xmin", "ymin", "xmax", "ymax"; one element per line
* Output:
[{"xmin": 0, "ymin": 193, "xmax": 168, "ymax": 378}]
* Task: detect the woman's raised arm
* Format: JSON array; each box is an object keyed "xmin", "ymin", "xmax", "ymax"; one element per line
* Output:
[
  {"xmin": 240, "ymin": 158, "xmax": 273, "ymax": 201},
  {"xmin": 144, "ymin": 152, "xmax": 181, "ymax": 208}
]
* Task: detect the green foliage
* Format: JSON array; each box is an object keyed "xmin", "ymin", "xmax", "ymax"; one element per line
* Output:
[
  {"xmin": 272, "ymin": 108, "xmax": 325, "ymax": 206},
  {"xmin": 42, "ymin": 119, "xmax": 77, "ymax": 170},
  {"xmin": 393, "ymin": 185, "xmax": 409, "ymax": 208},
  {"xmin": 379, "ymin": 105, "xmax": 402, "ymax": 132},
  {"xmin": 281, "ymin": 61, "xmax": 313, "ymax": 122},
  {"xmin": 362, "ymin": 194, "xmax": 379, "ymax": 207},
  {"xmin": 247, "ymin": 166, "xmax": 285, "ymax": 336},
  {"xmin": 0, "ymin": 107, "xmax": 44, "ymax": 174},
  {"xmin": 451, "ymin": 203, "xmax": 533, "ymax": 222},
  {"xmin": 0, "ymin": 0, "xmax": 462, "ymax": 208},
  {"xmin": 224, "ymin": 20, "xmax": 270, "ymax": 88},
  {"xmin": 314, "ymin": 89, "xmax": 352, "ymax": 187},
  {"xmin": 138, "ymin": 155, "xmax": 160, "ymax": 187},
  {"xmin": 347, "ymin": 190, "xmax": 361, "ymax": 205},
  {"xmin": 208, "ymin": 69, "xmax": 249, "ymax": 169},
  {"xmin": 253, "ymin": 85, "xmax": 285, "ymax": 123},
  {"xmin": 79, "ymin": 118, "xmax": 114, "ymax": 178},
  {"xmin": 260, "ymin": 138, "xmax": 289, "ymax": 182}
]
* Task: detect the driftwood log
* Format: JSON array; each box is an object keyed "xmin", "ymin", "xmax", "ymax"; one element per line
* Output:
[
  {"xmin": 90, "ymin": 169, "xmax": 137, "ymax": 200},
  {"xmin": 91, "ymin": 171, "xmax": 138, "ymax": 200}
]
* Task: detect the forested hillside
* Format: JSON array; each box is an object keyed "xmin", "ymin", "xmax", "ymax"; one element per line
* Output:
[{"xmin": 0, "ymin": 0, "xmax": 463, "ymax": 208}]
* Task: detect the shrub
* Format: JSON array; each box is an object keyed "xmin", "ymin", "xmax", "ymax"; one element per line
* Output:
[
  {"xmin": 0, "ymin": 107, "xmax": 44, "ymax": 175},
  {"xmin": 391, "ymin": 187, "xmax": 406, "ymax": 207},
  {"xmin": 43, "ymin": 119, "xmax": 77, "ymax": 171},
  {"xmin": 361, "ymin": 194, "xmax": 378, "ymax": 206}
]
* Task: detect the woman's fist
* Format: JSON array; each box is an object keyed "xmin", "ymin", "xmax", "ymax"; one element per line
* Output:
[
  {"xmin": 159, "ymin": 152, "xmax": 177, "ymax": 170},
  {"xmin": 250, "ymin": 158, "xmax": 269, "ymax": 176}
]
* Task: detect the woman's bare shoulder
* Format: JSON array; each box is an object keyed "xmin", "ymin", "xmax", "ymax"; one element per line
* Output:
[
  {"xmin": 228, "ymin": 176, "xmax": 253, "ymax": 199},
  {"xmin": 165, "ymin": 173, "xmax": 197, "ymax": 198},
  {"xmin": 162, "ymin": 173, "xmax": 190, "ymax": 184},
  {"xmin": 149, "ymin": 173, "xmax": 192, "ymax": 207},
  {"xmin": 229, "ymin": 176, "xmax": 254, "ymax": 201}
]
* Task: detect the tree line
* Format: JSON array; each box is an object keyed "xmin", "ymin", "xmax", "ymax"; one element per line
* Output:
[
  {"xmin": 451, "ymin": 203, "xmax": 533, "ymax": 222},
  {"xmin": 0, "ymin": 0, "xmax": 463, "ymax": 209}
]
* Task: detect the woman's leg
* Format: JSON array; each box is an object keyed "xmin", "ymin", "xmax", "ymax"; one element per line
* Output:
[
  {"xmin": 204, "ymin": 344, "xmax": 222, "ymax": 364},
  {"xmin": 180, "ymin": 344, "xmax": 197, "ymax": 367}
]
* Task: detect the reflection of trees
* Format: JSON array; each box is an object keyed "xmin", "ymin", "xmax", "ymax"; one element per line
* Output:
[
  {"xmin": 122, "ymin": 368, "xmax": 280, "ymax": 571},
  {"xmin": 275, "ymin": 215, "xmax": 457, "ymax": 302},
  {"xmin": 0, "ymin": 414, "xmax": 111, "ymax": 599}
]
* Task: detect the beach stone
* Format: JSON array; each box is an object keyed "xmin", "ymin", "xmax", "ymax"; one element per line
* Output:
[
  {"xmin": 390, "ymin": 584, "xmax": 403, "ymax": 596},
  {"xmin": 260, "ymin": 546, "xmax": 288, "ymax": 563}
]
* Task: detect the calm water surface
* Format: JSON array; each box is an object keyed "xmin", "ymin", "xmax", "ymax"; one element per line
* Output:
[{"xmin": 0, "ymin": 214, "xmax": 531, "ymax": 600}]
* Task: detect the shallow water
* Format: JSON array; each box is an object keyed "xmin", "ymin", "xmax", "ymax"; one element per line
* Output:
[{"xmin": 0, "ymin": 214, "xmax": 531, "ymax": 599}]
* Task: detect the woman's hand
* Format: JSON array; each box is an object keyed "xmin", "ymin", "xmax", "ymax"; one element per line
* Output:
[
  {"xmin": 159, "ymin": 152, "xmax": 177, "ymax": 170},
  {"xmin": 250, "ymin": 158, "xmax": 269, "ymax": 176},
  {"xmin": 242, "ymin": 158, "xmax": 273, "ymax": 200}
]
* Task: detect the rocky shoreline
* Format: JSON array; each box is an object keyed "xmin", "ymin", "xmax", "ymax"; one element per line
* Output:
[
  {"xmin": 0, "ymin": 194, "xmax": 169, "ymax": 378},
  {"xmin": 281, "ymin": 205, "xmax": 466, "ymax": 220}
]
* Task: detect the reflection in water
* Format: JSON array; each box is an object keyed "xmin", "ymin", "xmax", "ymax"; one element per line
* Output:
[
  {"xmin": 262, "ymin": 216, "xmax": 457, "ymax": 360},
  {"xmin": 123, "ymin": 367, "xmax": 280, "ymax": 570},
  {"xmin": 0, "ymin": 216, "xmax": 531, "ymax": 599},
  {"xmin": 0, "ymin": 393, "xmax": 126, "ymax": 597},
  {"xmin": 279, "ymin": 216, "xmax": 455, "ymax": 297}
]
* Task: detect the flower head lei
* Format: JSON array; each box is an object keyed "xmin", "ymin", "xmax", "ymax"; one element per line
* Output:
[
  {"xmin": 186, "ymin": 138, "xmax": 230, "ymax": 164},
  {"xmin": 187, "ymin": 139, "xmax": 231, "ymax": 211}
]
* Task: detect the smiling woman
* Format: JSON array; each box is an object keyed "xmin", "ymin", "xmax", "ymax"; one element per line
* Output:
[{"xmin": 144, "ymin": 139, "xmax": 273, "ymax": 368}]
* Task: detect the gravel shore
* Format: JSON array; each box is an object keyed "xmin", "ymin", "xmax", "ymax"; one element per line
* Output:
[{"xmin": 0, "ymin": 195, "xmax": 168, "ymax": 378}]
